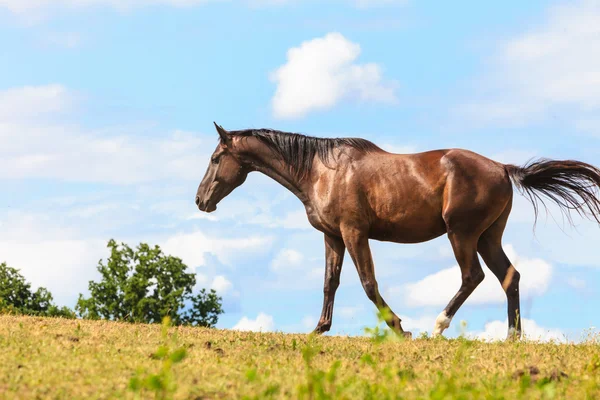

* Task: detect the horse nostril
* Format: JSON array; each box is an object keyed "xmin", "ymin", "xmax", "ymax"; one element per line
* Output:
[{"xmin": 195, "ymin": 196, "xmax": 201, "ymax": 206}]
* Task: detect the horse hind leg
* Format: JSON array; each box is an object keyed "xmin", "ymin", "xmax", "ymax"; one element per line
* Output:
[
  {"xmin": 432, "ymin": 161, "xmax": 514, "ymax": 338},
  {"xmin": 477, "ymin": 201, "xmax": 522, "ymax": 339},
  {"xmin": 432, "ymin": 229, "xmax": 485, "ymax": 337}
]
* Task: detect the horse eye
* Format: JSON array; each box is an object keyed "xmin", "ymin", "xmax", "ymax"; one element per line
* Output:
[{"xmin": 211, "ymin": 157, "xmax": 219, "ymax": 164}]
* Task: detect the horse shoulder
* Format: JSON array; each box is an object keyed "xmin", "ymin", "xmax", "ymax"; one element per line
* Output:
[{"xmin": 304, "ymin": 160, "xmax": 356, "ymax": 235}]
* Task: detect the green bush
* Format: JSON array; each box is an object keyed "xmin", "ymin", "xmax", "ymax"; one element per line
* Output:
[
  {"xmin": 76, "ymin": 239, "xmax": 223, "ymax": 327},
  {"xmin": 0, "ymin": 262, "xmax": 75, "ymax": 318}
]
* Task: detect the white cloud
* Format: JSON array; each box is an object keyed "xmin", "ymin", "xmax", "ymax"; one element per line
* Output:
[
  {"xmin": 187, "ymin": 213, "xmax": 219, "ymax": 222},
  {"xmin": 0, "ymin": 212, "xmax": 106, "ymax": 306},
  {"xmin": 567, "ymin": 277, "xmax": 586, "ymax": 290},
  {"xmin": 338, "ymin": 305, "xmax": 364, "ymax": 319},
  {"xmin": 0, "ymin": 125, "xmax": 209, "ymax": 184},
  {"xmin": 276, "ymin": 209, "xmax": 312, "ymax": 230},
  {"xmin": 436, "ymin": 244, "xmax": 454, "ymax": 259},
  {"xmin": 244, "ymin": 206, "xmax": 312, "ymax": 230},
  {"xmin": 162, "ymin": 230, "xmax": 274, "ymax": 269},
  {"xmin": 472, "ymin": 318, "xmax": 565, "ymax": 343},
  {"xmin": 401, "ymin": 314, "xmax": 437, "ymax": 334},
  {"xmin": 264, "ymin": 266, "xmax": 323, "ymax": 290},
  {"xmin": 265, "ymin": 246, "xmax": 325, "ymax": 290},
  {"xmin": 0, "ymin": 84, "xmax": 72, "ymax": 121},
  {"xmin": 0, "ymin": 208, "xmax": 271, "ymax": 307},
  {"xmin": 270, "ymin": 32, "xmax": 397, "ymax": 119},
  {"xmin": 457, "ymin": 0, "xmax": 600, "ymax": 126},
  {"xmin": 0, "ymin": 211, "xmax": 259, "ymax": 306},
  {"xmin": 210, "ymin": 275, "xmax": 233, "ymax": 294},
  {"xmin": 0, "ymin": 238, "xmax": 106, "ymax": 306},
  {"xmin": 393, "ymin": 245, "xmax": 552, "ymax": 307},
  {"xmin": 301, "ymin": 315, "xmax": 317, "ymax": 330},
  {"xmin": 352, "ymin": 313, "xmax": 436, "ymax": 336},
  {"xmin": 233, "ymin": 312, "xmax": 275, "ymax": 332},
  {"xmin": 0, "ymin": 85, "xmax": 217, "ymax": 184},
  {"xmin": 190, "ymin": 200, "xmax": 310, "ymax": 229},
  {"xmin": 505, "ymin": 196, "xmax": 600, "ymax": 268},
  {"xmin": 270, "ymin": 248, "xmax": 304, "ymax": 271},
  {"xmin": 195, "ymin": 273, "xmax": 209, "ymax": 288}
]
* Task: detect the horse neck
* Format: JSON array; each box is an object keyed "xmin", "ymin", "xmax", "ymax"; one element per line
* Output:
[{"xmin": 241, "ymin": 141, "xmax": 311, "ymax": 204}]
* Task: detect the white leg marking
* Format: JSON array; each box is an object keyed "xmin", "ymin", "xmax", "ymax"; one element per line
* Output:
[
  {"xmin": 432, "ymin": 311, "xmax": 452, "ymax": 337},
  {"xmin": 507, "ymin": 327, "xmax": 521, "ymax": 339}
]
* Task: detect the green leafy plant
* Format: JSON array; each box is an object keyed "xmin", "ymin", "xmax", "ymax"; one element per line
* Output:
[
  {"xmin": 297, "ymin": 336, "xmax": 345, "ymax": 400},
  {"xmin": 128, "ymin": 317, "xmax": 187, "ymax": 400},
  {"xmin": 363, "ymin": 308, "xmax": 407, "ymax": 344}
]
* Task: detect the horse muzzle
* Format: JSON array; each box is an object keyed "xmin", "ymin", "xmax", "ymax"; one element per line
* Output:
[{"xmin": 195, "ymin": 195, "xmax": 217, "ymax": 213}]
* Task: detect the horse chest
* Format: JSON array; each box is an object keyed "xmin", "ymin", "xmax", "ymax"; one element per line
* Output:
[{"xmin": 304, "ymin": 204, "xmax": 341, "ymax": 236}]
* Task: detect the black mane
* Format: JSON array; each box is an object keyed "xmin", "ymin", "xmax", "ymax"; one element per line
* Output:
[{"xmin": 227, "ymin": 129, "xmax": 382, "ymax": 179}]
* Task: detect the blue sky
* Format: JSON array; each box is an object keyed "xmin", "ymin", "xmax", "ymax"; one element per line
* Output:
[{"xmin": 1, "ymin": 0, "xmax": 599, "ymax": 341}]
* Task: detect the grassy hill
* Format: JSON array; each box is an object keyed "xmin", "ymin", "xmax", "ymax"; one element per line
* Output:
[{"xmin": 0, "ymin": 315, "xmax": 599, "ymax": 399}]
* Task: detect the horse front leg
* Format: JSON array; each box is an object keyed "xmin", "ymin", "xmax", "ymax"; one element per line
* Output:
[
  {"xmin": 342, "ymin": 226, "xmax": 412, "ymax": 339},
  {"xmin": 313, "ymin": 234, "xmax": 345, "ymax": 334}
]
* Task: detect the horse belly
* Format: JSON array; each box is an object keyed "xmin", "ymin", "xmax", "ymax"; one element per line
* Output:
[{"xmin": 368, "ymin": 207, "xmax": 447, "ymax": 244}]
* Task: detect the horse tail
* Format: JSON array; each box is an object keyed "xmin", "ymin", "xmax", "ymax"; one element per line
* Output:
[{"xmin": 504, "ymin": 159, "xmax": 600, "ymax": 226}]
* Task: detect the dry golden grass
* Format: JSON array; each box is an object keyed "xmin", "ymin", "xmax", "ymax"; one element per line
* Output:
[{"xmin": 1, "ymin": 315, "xmax": 599, "ymax": 399}]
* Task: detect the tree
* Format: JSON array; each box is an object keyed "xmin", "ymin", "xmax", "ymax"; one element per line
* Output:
[
  {"xmin": 0, "ymin": 262, "xmax": 75, "ymax": 318},
  {"xmin": 183, "ymin": 288, "xmax": 224, "ymax": 328},
  {"xmin": 76, "ymin": 240, "xmax": 224, "ymax": 327}
]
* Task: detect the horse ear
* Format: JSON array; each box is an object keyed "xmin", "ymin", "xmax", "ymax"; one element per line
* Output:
[{"xmin": 214, "ymin": 122, "xmax": 232, "ymax": 147}]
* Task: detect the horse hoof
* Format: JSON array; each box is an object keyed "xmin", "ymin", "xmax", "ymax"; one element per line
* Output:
[
  {"xmin": 506, "ymin": 329, "xmax": 522, "ymax": 341},
  {"xmin": 312, "ymin": 324, "xmax": 330, "ymax": 335}
]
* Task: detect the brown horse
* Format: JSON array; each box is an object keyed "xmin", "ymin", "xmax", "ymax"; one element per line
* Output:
[{"xmin": 196, "ymin": 122, "xmax": 600, "ymax": 339}]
